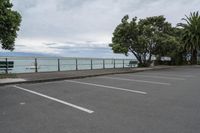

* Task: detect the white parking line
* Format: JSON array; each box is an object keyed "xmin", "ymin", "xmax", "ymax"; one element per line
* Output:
[
  {"xmin": 13, "ymin": 85, "xmax": 94, "ymax": 114},
  {"xmin": 98, "ymin": 76, "xmax": 171, "ymax": 86},
  {"xmin": 125, "ymin": 74, "xmax": 186, "ymax": 80},
  {"xmin": 65, "ymin": 80, "xmax": 147, "ymax": 95}
]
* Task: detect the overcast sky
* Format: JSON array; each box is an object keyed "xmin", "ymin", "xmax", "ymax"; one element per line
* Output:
[{"xmin": 2, "ymin": 0, "xmax": 199, "ymax": 58}]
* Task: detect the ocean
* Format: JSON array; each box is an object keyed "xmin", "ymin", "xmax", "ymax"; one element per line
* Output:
[{"xmin": 0, "ymin": 57, "xmax": 137, "ymax": 74}]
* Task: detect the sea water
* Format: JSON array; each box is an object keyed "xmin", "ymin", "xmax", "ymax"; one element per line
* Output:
[{"xmin": 0, "ymin": 57, "xmax": 136, "ymax": 74}]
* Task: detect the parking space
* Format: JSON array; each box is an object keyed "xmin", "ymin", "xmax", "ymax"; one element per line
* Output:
[{"xmin": 0, "ymin": 67, "xmax": 200, "ymax": 133}]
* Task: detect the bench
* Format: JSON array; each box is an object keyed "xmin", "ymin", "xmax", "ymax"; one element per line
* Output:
[
  {"xmin": 128, "ymin": 61, "xmax": 138, "ymax": 67},
  {"xmin": 0, "ymin": 61, "xmax": 14, "ymax": 73}
]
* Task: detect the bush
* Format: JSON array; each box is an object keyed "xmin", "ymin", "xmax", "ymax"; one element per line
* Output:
[{"xmin": 0, "ymin": 74, "xmax": 17, "ymax": 79}]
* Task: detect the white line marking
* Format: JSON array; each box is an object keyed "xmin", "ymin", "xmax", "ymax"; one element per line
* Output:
[
  {"xmin": 125, "ymin": 74, "xmax": 185, "ymax": 80},
  {"xmin": 13, "ymin": 85, "xmax": 94, "ymax": 114},
  {"xmin": 98, "ymin": 76, "xmax": 171, "ymax": 86},
  {"xmin": 65, "ymin": 80, "xmax": 147, "ymax": 95}
]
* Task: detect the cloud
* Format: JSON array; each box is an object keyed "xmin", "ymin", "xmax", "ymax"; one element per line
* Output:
[
  {"xmin": 6, "ymin": 0, "xmax": 199, "ymax": 58},
  {"xmin": 43, "ymin": 42, "xmax": 57, "ymax": 46},
  {"xmin": 13, "ymin": 38, "xmax": 61, "ymax": 55}
]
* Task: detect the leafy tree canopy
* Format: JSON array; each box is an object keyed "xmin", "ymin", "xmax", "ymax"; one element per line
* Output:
[
  {"xmin": 0, "ymin": 0, "xmax": 21, "ymax": 50},
  {"xmin": 110, "ymin": 15, "xmax": 179, "ymax": 66},
  {"xmin": 178, "ymin": 11, "xmax": 200, "ymax": 64}
]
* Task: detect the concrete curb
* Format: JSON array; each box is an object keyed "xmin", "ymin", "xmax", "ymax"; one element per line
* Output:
[{"xmin": 0, "ymin": 66, "xmax": 173, "ymax": 86}]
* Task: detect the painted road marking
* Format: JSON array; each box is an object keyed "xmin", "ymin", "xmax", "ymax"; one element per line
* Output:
[
  {"xmin": 65, "ymin": 80, "xmax": 147, "ymax": 95},
  {"xmin": 98, "ymin": 76, "xmax": 171, "ymax": 86},
  {"xmin": 13, "ymin": 85, "xmax": 94, "ymax": 114},
  {"xmin": 125, "ymin": 74, "xmax": 186, "ymax": 80}
]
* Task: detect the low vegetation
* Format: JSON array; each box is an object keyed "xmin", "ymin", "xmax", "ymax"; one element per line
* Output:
[{"xmin": 0, "ymin": 73, "xmax": 17, "ymax": 79}]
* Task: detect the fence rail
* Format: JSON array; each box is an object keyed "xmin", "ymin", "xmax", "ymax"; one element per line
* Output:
[{"xmin": 0, "ymin": 57, "xmax": 138, "ymax": 74}]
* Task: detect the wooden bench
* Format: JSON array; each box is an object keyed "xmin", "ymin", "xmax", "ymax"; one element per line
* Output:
[
  {"xmin": 0, "ymin": 61, "xmax": 14, "ymax": 73},
  {"xmin": 128, "ymin": 61, "xmax": 138, "ymax": 67}
]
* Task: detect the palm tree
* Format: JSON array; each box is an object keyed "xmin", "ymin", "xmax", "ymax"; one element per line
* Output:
[{"xmin": 179, "ymin": 11, "xmax": 200, "ymax": 64}]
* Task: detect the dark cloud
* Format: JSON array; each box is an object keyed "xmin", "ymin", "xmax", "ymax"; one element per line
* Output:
[
  {"xmin": 15, "ymin": 44, "xmax": 26, "ymax": 47},
  {"xmin": 57, "ymin": 0, "xmax": 92, "ymax": 11},
  {"xmin": 43, "ymin": 42, "xmax": 57, "ymax": 46},
  {"xmin": 49, "ymin": 45, "xmax": 109, "ymax": 50}
]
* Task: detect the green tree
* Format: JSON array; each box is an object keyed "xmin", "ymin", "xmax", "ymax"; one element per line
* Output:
[
  {"xmin": 179, "ymin": 11, "xmax": 200, "ymax": 64},
  {"xmin": 0, "ymin": 0, "xmax": 21, "ymax": 50},
  {"xmin": 110, "ymin": 15, "xmax": 177, "ymax": 66},
  {"xmin": 167, "ymin": 28, "xmax": 187, "ymax": 65},
  {"xmin": 154, "ymin": 27, "xmax": 187, "ymax": 65}
]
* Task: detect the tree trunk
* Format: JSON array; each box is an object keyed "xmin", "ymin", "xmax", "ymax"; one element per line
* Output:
[
  {"xmin": 130, "ymin": 49, "xmax": 143, "ymax": 65},
  {"xmin": 191, "ymin": 50, "xmax": 197, "ymax": 64},
  {"xmin": 147, "ymin": 53, "xmax": 152, "ymax": 66}
]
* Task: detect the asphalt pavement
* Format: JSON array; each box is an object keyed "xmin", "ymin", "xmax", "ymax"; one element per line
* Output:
[{"xmin": 0, "ymin": 66, "xmax": 200, "ymax": 133}]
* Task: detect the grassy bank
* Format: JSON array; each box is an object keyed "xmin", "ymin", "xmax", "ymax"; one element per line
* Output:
[{"xmin": 0, "ymin": 74, "xmax": 17, "ymax": 79}]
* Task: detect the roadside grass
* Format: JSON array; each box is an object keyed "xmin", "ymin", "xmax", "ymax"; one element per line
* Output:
[{"xmin": 0, "ymin": 74, "xmax": 17, "ymax": 79}]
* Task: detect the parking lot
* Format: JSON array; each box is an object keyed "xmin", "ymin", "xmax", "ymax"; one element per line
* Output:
[{"xmin": 0, "ymin": 67, "xmax": 200, "ymax": 133}]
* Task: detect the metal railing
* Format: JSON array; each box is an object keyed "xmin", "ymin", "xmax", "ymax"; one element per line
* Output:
[{"xmin": 0, "ymin": 56, "xmax": 138, "ymax": 74}]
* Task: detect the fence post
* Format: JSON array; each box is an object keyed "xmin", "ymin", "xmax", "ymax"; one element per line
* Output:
[
  {"xmin": 113, "ymin": 59, "xmax": 115, "ymax": 68},
  {"xmin": 58, "ymin": 58, "xmax": 60, "ymax": 71},
  {"xmin": 103, "ymin": 59, "xmax": 105, "ymax": 69},
  {"xmin": 123, "ymin": 59, "xmax": 124, "ymax": 68},
  {"xmin": 76, "ymin": 58, "xmax": 78, "ymax": 70},
  {"xmin": 91, "ymin": 59, "xmax": 93, "ymax": 70},
  {"xmin": 5, "ymin": 58, "xmax": 8, "ymax": 74},
  {"xmin": 131, "ymin": 60, "xmax": 133, "ymax": 68},
  {"xmin": 35, "ymin": 58, "xmax": 38, "ymax": 72}
]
